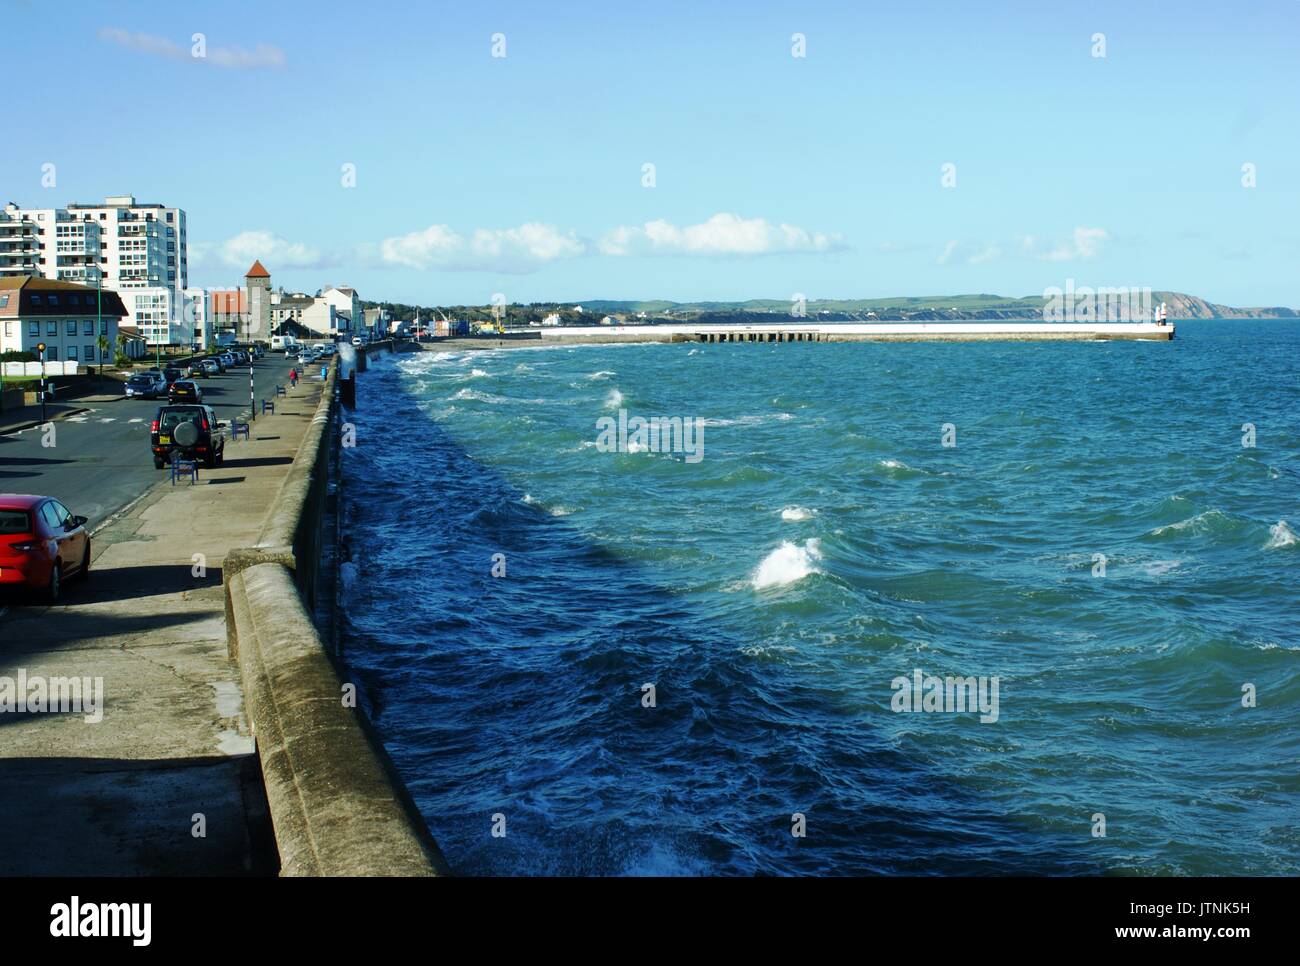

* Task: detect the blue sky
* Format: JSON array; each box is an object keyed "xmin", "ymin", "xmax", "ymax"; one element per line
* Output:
[{"xmin": 9, "ymin": 0, "xmax": 1299, "ymax": 306}]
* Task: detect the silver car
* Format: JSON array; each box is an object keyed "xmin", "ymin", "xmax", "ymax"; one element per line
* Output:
[{"xmin": 124, "ymin": 372, "xmax": 167, "ymax": 399}]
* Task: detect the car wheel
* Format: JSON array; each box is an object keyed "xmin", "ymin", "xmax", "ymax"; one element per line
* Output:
[
  {"xmin": 46, "ymin": 562, "xmax": 60, "ymax": 604},
  {"xmin": 76, "ymin": 543, "xmax": 91, "ymax": 582}
]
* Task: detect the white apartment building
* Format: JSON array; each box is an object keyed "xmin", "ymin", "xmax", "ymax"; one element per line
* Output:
[
  {"xmin": 321, "ymin": 285, "xmax": 361, "ymax": 332},
  {"xmin": 114, "ymin": 285, "xmax": 215, "ymax": 348},
  {"xmin": 0, "ymin": 195, "xmax": 186, "ymax": 294}
]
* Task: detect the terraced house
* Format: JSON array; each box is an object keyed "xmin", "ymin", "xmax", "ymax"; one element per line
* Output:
[{"xmin": 0, "ymin": 276, "xmax": 127, "ymax": 364}]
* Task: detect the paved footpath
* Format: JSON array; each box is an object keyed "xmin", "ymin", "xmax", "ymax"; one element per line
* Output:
[{"xmin": 0, "ymin": 372, "xmax": 327, "ymax": 875}]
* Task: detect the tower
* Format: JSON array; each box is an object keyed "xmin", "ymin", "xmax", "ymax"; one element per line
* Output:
[{"xmin": 245, "ymin": 259, "xmax": 271, "ymax": 341}]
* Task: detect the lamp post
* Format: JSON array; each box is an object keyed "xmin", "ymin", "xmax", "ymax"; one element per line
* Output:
[
  {"xmin": 96, "ymin": 272, "xmax": 103, "ymax": 387},
  {"xmin": 36, "ymin": 342, "xmax": 46, "ymax": 424}
]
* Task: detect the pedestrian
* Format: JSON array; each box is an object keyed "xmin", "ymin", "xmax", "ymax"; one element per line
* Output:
[{"xmin": 289, "ymin": 367, "xmax": 298, "ymax": 388}]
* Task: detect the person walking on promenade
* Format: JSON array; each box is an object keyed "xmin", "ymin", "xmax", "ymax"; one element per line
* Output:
[{"xmin": 289, "ymin": 366, "xmax": 298, "ymax": 388}]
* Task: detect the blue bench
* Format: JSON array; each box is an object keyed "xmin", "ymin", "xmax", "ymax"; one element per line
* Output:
[
  {"xmin": 275, "ymin": 385, "xmax": 286, "ymax": 397},
  {"xmin": 170, "ymin": 458, "xmax": 199, "ymax": 485},
  {"xmin": 261, "ymin": 399, "xmax": 275, "ymax": 414},
  {"xmin": 228, "ymin": 419, "xmax": 250, "ymax": 441}
]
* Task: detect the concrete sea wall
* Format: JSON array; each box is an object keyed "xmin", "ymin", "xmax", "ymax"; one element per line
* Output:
[{"xmin": 223, "ymin": 360, "xmax": 448, "ymax": 876}]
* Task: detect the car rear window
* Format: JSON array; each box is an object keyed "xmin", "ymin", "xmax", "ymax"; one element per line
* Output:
[
  {"xmin": 128, "ymin": 375, "xmax": 151, "ymax": 384},
  {"xmin": 0, "ymin": 509, "xmax": 31, "ymax": 534},
  {"xmin": 160, "ymin": 409, "xmax": 204, "ymax": 431}
]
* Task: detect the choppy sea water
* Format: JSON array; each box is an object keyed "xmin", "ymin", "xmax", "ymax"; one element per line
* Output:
[{"xmin": 339, "ymin": 320, "xmax": 1299, "ymax": 875}]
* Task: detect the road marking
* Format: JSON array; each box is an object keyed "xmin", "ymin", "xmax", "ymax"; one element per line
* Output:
[
  {"xmin": 128, "ymin": 417, "xmax": 144, "ymax": 423},
  {"xmin": 98, "ymin": 417, "xmax": 117, "ymax": 423}
]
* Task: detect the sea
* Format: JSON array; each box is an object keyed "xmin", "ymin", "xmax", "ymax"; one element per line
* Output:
[{"xmin": 337, "ymin": 319, "xmax": 1299, "ymax": 875}]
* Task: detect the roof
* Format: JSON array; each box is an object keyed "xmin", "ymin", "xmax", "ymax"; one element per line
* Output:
[
  {"xmin": 245, "ymin": 260, "xmax": 270, "ymax": 278},
  {"xmin": 210, "ymin": 291, "xmax": 247, "ymax": 315},
  {"xmin": 0, "ymin": 276, "xmax": 105, "ymax": 292},
  {"xmin": 0, "ymin": 275, "xmax": 127, "ymax": 318},
  {"xmin": 0, "ymin": 494, "xmax": 46, "ymax": 509}
]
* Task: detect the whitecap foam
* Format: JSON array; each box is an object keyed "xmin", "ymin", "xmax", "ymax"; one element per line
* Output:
[
  {"xmin": 780, "ymin": 506, "xmax": 816, "ymax": 522},
  {"xmin": 469, "ymin": 368, "xmax": 489, "ymax": 378},
  {"xmin": 1141, "ymin": 559, "xmax": 1182, "ymax": 577},
  {"xmin": 1266, "ymin": 520, "xmax": 1297, "ymax": 549},
  {"xmin": 751, "ymin": 539, "xmax": 823, "ymax": 590},
  {"xmin": 586, "ymin": 370, "xmax": 616, "ymax": 381},
  {"xmin": 1148, "ymin": 509, "xmax": 1230, "ymax": 537},
  {"xmin": 604, "ymin": 388, "xmax": 625, "ymax": 409}
]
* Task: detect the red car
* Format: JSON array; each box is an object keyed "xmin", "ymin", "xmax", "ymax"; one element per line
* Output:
[{"xmin": 0, "ymin": 494, "xmax": 91, "ymax": 603}]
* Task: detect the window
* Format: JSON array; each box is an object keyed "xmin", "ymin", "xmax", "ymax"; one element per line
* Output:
[
  {"xmin": 46, "ymin": 321, "xmax": 57, "ymax": 336},
  {"xmin": 47, "ymin": 346, "xmax": 58, "ymax": 361},
  {"xmin": 48, "ymin": 295, "xmax": 58, "ymax": 306},
  {"xmin": 0, "ymin": 294, "xmax": 9, "ymax": 307},
  {"xmin": 28, "ymin": 321, "xmax": 38, "ymax": 337},
  {"xmin": 84, "ymin": 320, "xmax": 94, "ymax": 335},
  {"xmin": 31, "ymin": 294, "xmax": 41, "ymax": 305},
  {"xmin": 41, "ymin": 502, "xmax": 64, "ymax": 532},
  {"xmin": 68, "ymin": 345, "xmax": 77, "ymax": 360},
  {"xmin": 66, "ymin": 320, "xmax": 77, "ymax": 336},
  {"xmin": 100, "ymin": 320, "xmax": 108, "ymax": 335},
  {"xmin": 3, "ymin": 321, "xmax": 11, "ymax": 337},
  {"xmin": 85, "ymin": 345, "xmax": 95, "ymax": 361}
]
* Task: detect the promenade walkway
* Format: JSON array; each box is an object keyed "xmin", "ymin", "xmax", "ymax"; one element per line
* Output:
[{"xmin": 0, "ymin": 374, "xmax": 326, "ymax": 874}]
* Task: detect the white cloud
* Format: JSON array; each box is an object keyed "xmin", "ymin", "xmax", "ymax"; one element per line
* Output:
[
  {"xmin": 1020, "ymin": 227, "xmax": 1109, "ymax": 262},
  {"xmin": 599, "ymin": 213, "xmax": 842, "ymax": 257},
  {"xmin": 192, "ymin": 230, "xmax": 336, "ymax": 271},
  {"xmin": 378, "ymin": 222, "xmax": 586, "ymax": 273},
  {"xmin": 937, "ymin": 228, "xmax": 1109, "ymax": 266},
  {"xmin": 98, "ymin": 27, "xmax": 285, "ymax": 69}
]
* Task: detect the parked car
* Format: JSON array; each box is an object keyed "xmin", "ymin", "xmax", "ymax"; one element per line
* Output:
[
  {"xmin": 168, "ymin": 380, "xmax": 203, "ymax": 404},
  {"xmin": 150, "ymin": 404, "xmax": 225, "ymax": 469},
  {"xmin": 200, "ymin": 359, "xmax": 221, "ymax": 376},
  {"xmin": 125, "ymin": 371, "xmax": 167, "ymax": 399},
  {"xmin": 0, "ymin": 493, "xmax": 90, "ymax": 603},
  {"xmin": 162, "ymin": 367, "xmax": 184, "ymax": 388}
]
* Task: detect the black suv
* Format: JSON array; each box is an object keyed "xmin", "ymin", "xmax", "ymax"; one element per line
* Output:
[{"xmin": 150, "ymin": 404, "xmax": 225, "ymax": 468}]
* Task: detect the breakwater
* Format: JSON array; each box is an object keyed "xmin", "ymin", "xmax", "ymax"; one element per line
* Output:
[{"xmin": 540, "ymin": 321, "xmax": 1174, "ymax": 343}]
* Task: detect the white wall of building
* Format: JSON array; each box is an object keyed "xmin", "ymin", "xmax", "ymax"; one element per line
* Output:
[{"xmin": 0, "ymin": 195, "xmax": 186, "ymax": 294}]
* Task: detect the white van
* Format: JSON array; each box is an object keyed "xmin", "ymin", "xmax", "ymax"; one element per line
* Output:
[{"xmin": 271, "ymin": 335, "xmax": 299, "ymax": 353}]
